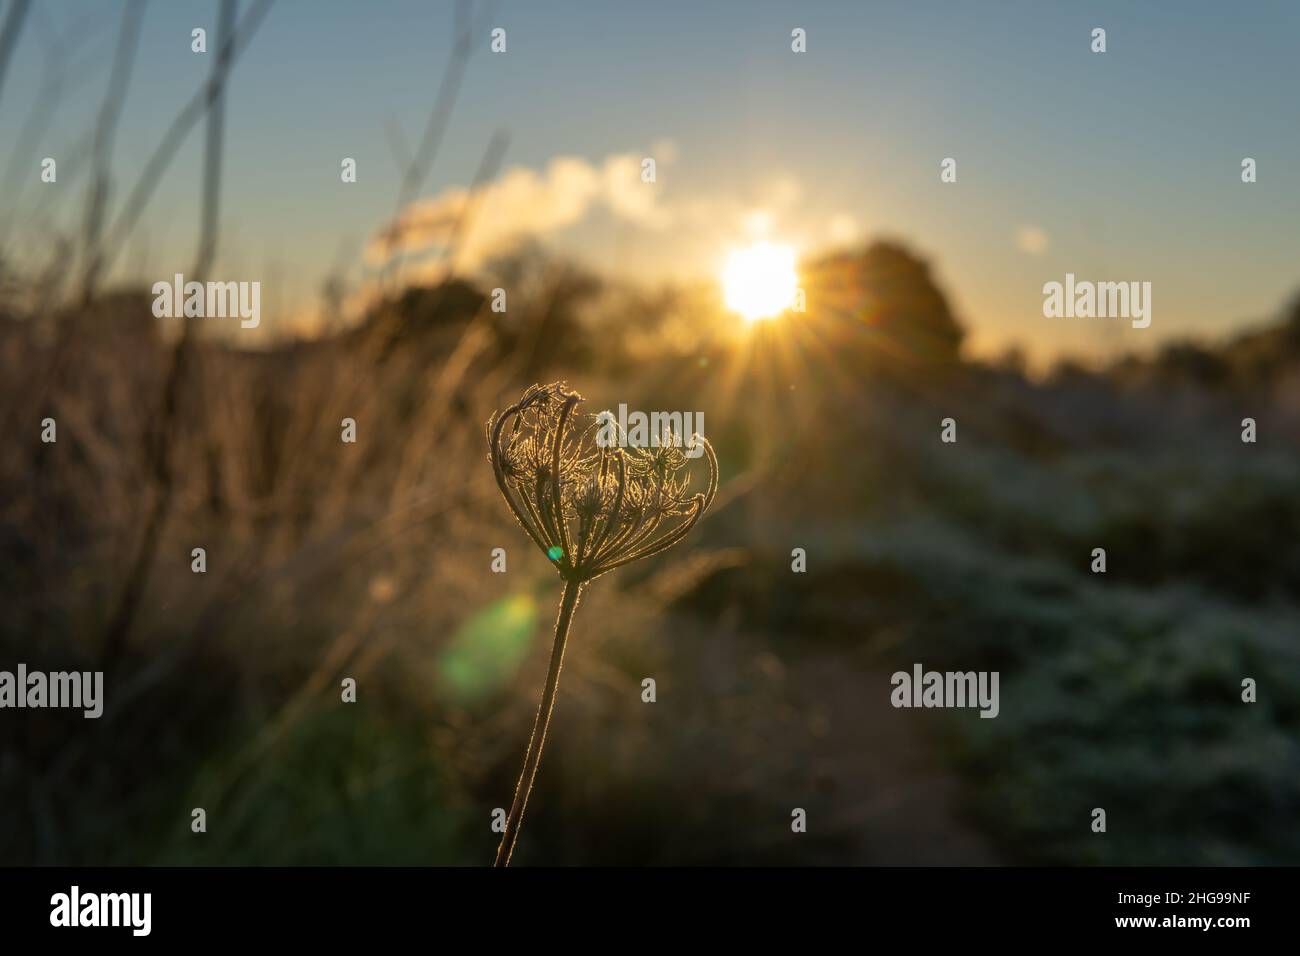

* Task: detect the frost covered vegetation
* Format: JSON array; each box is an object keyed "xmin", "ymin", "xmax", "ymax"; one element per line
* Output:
[{"xmin": 2, "ymin": 241, "xmax": 1299, "ymax": 865}]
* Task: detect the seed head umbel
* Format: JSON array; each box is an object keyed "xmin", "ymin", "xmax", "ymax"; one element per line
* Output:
[{"xmin": 487, "ymin": 382, "xmax": 718, "ymax": 584}]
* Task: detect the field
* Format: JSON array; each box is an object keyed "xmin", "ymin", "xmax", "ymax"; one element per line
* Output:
[{"xmin": 4, "ymin": 240, "xmax": 1298, "ymax": 865}]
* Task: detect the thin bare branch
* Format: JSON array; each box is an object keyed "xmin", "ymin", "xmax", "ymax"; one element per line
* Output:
[
  {"xmin": 76, "ymin": 0, "xmax": 147, "ymax": 303},
  {"xmin": 94, "ymin": 0, "xmax": 276, "ymax": 283},
  {"xmin": 0, "ymin": 0, "xmax": 33, "ymax": 114}
]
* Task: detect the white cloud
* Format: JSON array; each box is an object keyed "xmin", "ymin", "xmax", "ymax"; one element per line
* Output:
[{"xmin": 368, "ymin": 149, "xmax": 673, "ymax": 270}]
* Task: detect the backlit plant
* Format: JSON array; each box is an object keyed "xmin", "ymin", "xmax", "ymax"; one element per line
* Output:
[{"xmin": 486, "ymin": 382, "xmax": 718, "ymax": 866}]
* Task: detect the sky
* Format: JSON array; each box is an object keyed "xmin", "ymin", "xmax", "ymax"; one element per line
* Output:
[{"xmin": 2, "ymin": 0, "xmax": 1299, "ymax": 362}]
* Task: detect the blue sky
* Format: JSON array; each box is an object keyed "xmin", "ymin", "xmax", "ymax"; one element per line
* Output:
[{"xmin": 3, "ymin": 0, "xmax": 1299, "ymax": 360}]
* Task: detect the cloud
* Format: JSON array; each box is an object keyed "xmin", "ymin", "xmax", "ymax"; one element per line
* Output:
[
  {"xmin": 1016, "ymin": 225, "xmax": 1050, "ymax": 257},
  {"xmin": 368, "ymin": 150, "xmax": 672, "ymax": 271}
]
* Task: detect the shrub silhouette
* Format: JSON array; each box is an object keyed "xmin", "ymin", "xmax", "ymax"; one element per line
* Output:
[{"xmin": 802, "ymin": 240, "xmax": 965, "ymax": 372}]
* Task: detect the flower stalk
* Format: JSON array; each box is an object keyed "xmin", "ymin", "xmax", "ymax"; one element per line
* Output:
[{"xmin": 493, "ymin": 577, "xmax": 581, "ymax": 867}]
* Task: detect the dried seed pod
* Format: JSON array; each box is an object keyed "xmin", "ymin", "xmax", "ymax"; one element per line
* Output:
[{"xmin": 487, "ymin": 382, "xmax": 717, "ymax": 583}]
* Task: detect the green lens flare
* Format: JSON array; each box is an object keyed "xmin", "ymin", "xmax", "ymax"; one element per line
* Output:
[{"xmin": 439, "ymin": 594, "xmax": 538, "ymax": 702}]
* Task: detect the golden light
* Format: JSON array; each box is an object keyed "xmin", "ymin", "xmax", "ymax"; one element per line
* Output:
[{"xmin": 722, "ymin": 242, "xmax": 797, "ymax": 322}]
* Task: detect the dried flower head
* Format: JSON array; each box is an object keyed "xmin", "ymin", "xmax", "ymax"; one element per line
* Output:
[
  {"xmin": 487, "ymin": 382, "xmax": 718, "ymax": 584},
  {"xmin": 484, "ymin": 382, "xmax": 719, "ymax": 867}
]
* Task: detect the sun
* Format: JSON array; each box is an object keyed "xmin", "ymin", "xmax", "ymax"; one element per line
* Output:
[{"xmin": 722, "ymin": 242, "xmax": 797, "ymax": 323}]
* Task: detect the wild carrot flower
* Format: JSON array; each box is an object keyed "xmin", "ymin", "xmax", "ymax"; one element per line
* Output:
[{"xmin": 486, "ymin": 382, "xmax": 718, "ymax": 865}]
